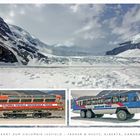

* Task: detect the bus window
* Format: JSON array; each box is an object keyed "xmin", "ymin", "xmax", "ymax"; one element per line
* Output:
[
  {"xmin": 78, "ymin": 101, "xmax": 83, "ymax": 106},
  {"xmin": 83, "ymin": 100, "xmax": 87, "ymax": 105},
  {"xmin": 86, "ymin": 100, "xmax": 89, "ymax": 105},
  {"xmin": 136, "ymin": 92, "xmax": 140, "ymax": 100},
  {"xmin": 77, "ymin": 101, "xmax": 80, "ymax": 106},
  {"xmin": 21, "ymin": 99, "xmax": 32, "ymax": 102},
  {"xmin": 0, "ymin": 100, "xmax": 7, "ymax": 103},
  {"xmin": 45, "ymin": 99, "xmax": 56, "ymax": 102},
  {"xmin": 98, "ymin": 98, "xmax": 103, "ymax": 104},
  {"xmin": 33, "ymin": 99, "xmax": 44, "ymax": 102},
  {"xmin": 120, "ymin": 96, "xmax": 128, "ymax": 102},
  {"xmin": 131, "ymin": 96, "xmax": 139, "ymax": 102},
  {"xmin": 80, "ymin": 101, "xmax": 83, "ymax": 106},
  {"xmin": 78, "ymin": 101, "xmax": 81, "ymax": 106},
  {"xmin": 91, "ymin": 100, "xmax": 96, "ymax": 105},
  {"xmin": 112, "ymin": 96, "xmax": 119, "ymax": 103},
  {"xmin": 87, "ymin": 100, "xmax": 91, "ymax": 105},
  {"xmin": 9, "ymin": 99, "xmax": 20, "ymax": 103},
  {"xmin": 95, "ymin": 99, "xmax": 99, "ymax": 104},
  {"xmin": 104, "ymin": 98, "xmax": 112, "ymax": 104}
]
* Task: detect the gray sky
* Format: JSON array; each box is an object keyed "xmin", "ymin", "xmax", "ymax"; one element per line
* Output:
[
  {"xmin": 71, "ymin": 90, "xmax": 100, "ymax": 98},
  {"xmin": 0, "ymin": 4, "xmax": 140, "ymax": 54}
]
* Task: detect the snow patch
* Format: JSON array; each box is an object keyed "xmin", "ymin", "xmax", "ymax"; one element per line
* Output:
[
  {"xmin": 0, "ymin": 66, "xmax": 140, "ymax": 88},
  {"xmin": 27, "ymin": 56, "xmax": 46, "ymax": 66},
  {"xmin": 117, "ymin": 49, "xmax": 140, "ymax": 57},
  {"xmin": 131, "ymin": 34, "xmax": 140, "ymax": 44}
]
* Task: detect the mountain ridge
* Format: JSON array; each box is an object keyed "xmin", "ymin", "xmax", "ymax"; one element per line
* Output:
[
  {"xmin": 106, "ymin": 34, "xmax": 140, "ymax": 56},
  {"xmin": 0, "ymin": 17, "xmax": 92, "ymax": 65}
]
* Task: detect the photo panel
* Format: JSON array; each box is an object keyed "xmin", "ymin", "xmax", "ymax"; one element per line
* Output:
[
  {"xmin": 70, "ymin": 89, "xmax": 140, "ymax": 127},
  {"xmin": 0, "ymin": 89, "xmax": 67, "ymax": 126},
  {"xmin": 0, "ymin": 4, "xmax": 140, "ymax": 89}
]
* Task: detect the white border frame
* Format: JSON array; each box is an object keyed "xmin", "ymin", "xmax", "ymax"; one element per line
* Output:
[
  {"xmin": 0, "ymin": 0, "xmax": 140, "ymax": 4},
  {"xmin": 0, "ymin": 88, "xmax": 67, "ymax": 127}
]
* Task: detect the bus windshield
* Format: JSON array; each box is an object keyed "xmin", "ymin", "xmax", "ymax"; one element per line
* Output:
[{"xmin": 136, "ymin": 92, "xmax": 140, "ymax": 101}]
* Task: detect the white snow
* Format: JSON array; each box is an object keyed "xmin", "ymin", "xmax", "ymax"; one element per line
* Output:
[
  {"xmin": 0, "ymin": 66, "xmax": 140, "ymax": 88},
  {"xmin": 131, "ymin": 34, "xmax": 140, "ymax": 44},
  {"xmin": 70, "ymin": 111, "xmax": 140, "ymax": 126},
  {"xmin": 27, "ymin": 56, "xmax": 47, "ymax": 66},
  {"xmin": 117, "ymin": 49, "xmax": 140, "ymax": 57}
]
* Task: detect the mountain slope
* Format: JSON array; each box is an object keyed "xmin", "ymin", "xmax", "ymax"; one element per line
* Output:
[
  {"xmin": 0, "ymin": 17, "xmax": 93, "ymax": 65},
  {"xmin": 0, "ymin": 17, "xmax": 51, "ymax": 65},
  {"xmin": 117, "ymin": 49, "xmax": 140, "ymax": 57},
  {"xmin": 106, "ymin": 34, "xmax": 140, "ymax": 56}
]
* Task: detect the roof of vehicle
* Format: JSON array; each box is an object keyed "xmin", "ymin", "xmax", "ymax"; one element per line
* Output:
[
  {"xmin": 76, "ymin": 90, "xmax": 140, "ymax": 101},
  {"xmin": 96, "ymin": 90, "xmax": 140, "ymax": 98},
  {"xmin": 0, "ymin": 94, "xmax": 60, "ymax": 99}
]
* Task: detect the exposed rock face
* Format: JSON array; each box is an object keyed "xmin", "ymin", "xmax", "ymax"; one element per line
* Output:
[
  {"xmin": 0, "ymin": 17, "xmax": 13, "ymax": 38},
  {"xmin": 0, "ymin": 42, "xmax": 18, "ymax": 63},
  {"xmin": 0, "ymin": 17, "xmax": 50, "ymax": 65}
]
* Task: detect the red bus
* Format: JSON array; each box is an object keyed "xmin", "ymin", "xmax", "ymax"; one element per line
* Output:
[{"xmin": 0, "ymin": 94, "xmax": 64, "ymax": 118}]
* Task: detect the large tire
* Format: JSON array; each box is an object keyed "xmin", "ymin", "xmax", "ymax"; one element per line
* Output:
[
  {"xmin": 33, "ymin": 113, "xmax": 42, "ymax": 118},
  {"xmin": 41, "ymin": 112, "xmax": 52, "ymax": 118},
  {"xmin": 86, "ymin": 110, "xmax": 94, "ymax": 118},
  {"xmin": 127, "ymin": 114, "xmax": 135, "ymax": 119},
  {"xmin": 3, "ymin": 113, "xmax": 9, "ymax": 118},
  {"xmin": 20, "ymin": 114, "xmax": 27, "ymax": 118},
  {"xmin": 96, "ymin": 114, "xmax": 104, "ymax": 118},
  {"xmin": 117, "ymin": 110, "xmax": 128, "ymax": 121},
  {"xmin": 80, "ymin": 110, "xmax": 86, "ymax": 118},
  {"xmin": 11, "ymin": 114, "xmax": 17, "ymax": 118}
]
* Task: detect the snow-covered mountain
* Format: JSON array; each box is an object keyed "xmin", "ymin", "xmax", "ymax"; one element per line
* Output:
[
  {"xmin": 1, "ymin": 16, "xmax": 140, "ymax": 66},
  {"xmin": 0, "ymin": 17, "xmax": 92, "ymax": 65},
  {"xmin": 106, "ymin": 33, "xmax": 140, "ymax": 56},
  {"xmin": 0, "ymin": 17, "xmax": 53, "ymax": 65},
  {"xmin": 117, "ymin": 49, "xmax": 140, "ymax": 57}
]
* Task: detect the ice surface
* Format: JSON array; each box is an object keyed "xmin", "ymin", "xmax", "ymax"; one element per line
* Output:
[
  {"xmin": 0, "ymin": 66, "xmax": 140, "ymax": 88},
  {"xmin": 25, "ymin": 55, "xmax": 140, "ymax": 66}
]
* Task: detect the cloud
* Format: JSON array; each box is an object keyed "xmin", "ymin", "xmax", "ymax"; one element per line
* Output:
[
  {"xmin": 9, "ymin": 10, "xmax": 15, "ymax": 17},
  {"xmin": 74, "ymin": 19, "xmax": 105, "ymax": 41},
  {"xmin": 109, "ymin": 5, "xmax": 140, "ymax": 41},
  {"xmin": 71, "ymin": 5, "xmax": 106, "ymax": 41},
  {"xmin": 54, "ymin": 39, "xmax": 74, "ymax": 47},
  {"xmin": 0, "ymin": 4, "xmax": 140, "ymax": 55},
  {"xmin": 70, "ymin": 4, "xmax": 80, "ymax": 13}
]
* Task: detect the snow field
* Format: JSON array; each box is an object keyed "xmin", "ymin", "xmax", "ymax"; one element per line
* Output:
[
  {"xmin": 0, "ymin": 66, "xmax": 140, "ymax": 88},
  {"xmin": 70, "ymin": 111, "xmax": 140, "ymax": 126}
]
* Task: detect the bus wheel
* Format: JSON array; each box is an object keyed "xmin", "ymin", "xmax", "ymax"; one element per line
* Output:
[
  {"xmin": 33, "ymin": 113, "xmax": 42, "ymax": 118},
  {"xmin": 80, "ymin": 110, "xmax": 86, "ymax": 118},
  {"xmin": 117, "ymin": 110, "xmax": 128, "ymax": 121},
  {"xmin": 127, "ymin": 114, "xmax": 135, "ymax": 119},
  {"xmin": 86, "ymin": 110, "xmax": 94, "ymax": 118},
  {"xmin": 12, "ymin": 114, "xmax": 17, "ymax": 119},
  {"xmin": 96, "ymin": 114, "xmax": 104, "ymax": 118}
]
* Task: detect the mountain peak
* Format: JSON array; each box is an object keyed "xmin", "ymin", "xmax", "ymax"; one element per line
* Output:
[
  {"xmin": 0, "ymin": 17, "xmax": 50, "ymax": 65},
  {"xmin": 0, "ymin": 17, "xmax": 13, "ymax": 38},
  {"xmin": 106, "ymin": 33, "xmax": 140, "ymax": 56}
]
